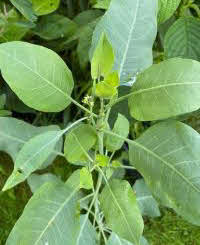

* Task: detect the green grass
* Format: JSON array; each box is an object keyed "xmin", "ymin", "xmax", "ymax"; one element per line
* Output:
[
  {"xmin": 1, "ymin": 153, "xmax": 200, "ymax": 245},
  {"xmin": 144, "ymin": 209, "xmax": 200, "ymax": 245}
]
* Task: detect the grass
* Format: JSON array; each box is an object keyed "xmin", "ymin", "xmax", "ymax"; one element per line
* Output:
[
  {"xmin": 144, "ymin": 209, "xmax": 200, "ymax": 245},
  {"xmin": 0, "ymin": 153, "xmax": 200, "ymax": 244}
]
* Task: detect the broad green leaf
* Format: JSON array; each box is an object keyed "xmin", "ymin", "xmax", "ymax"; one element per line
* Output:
[
  {"xmin": 91, "ymin": 0, "xmax": 157, "ymax": 81},
  {"xmin": 106, "ymin": 113, "xmax": 129, "ymax": 152},
  {"xmin": 94, "ymin": 0, "xmax": 110, "ymax": 10},
  {"xmin": 3, "ymin": 130, "xmax": 62, "ymax": 191},
  {"xmin": 32, "ymin": 0, "xmax": 60, "ymax": 16},
  {"xmin": 0, "ymin": 117, "xmax": 62, "ymax": 164},
  {"xmin": 134, "ymin": 179, "xmax": 160, "ymax": 218},
  {"xmin": 164, "ymin": 17, "xmax": 200, "ymax": 61},
  {"xmin": 100, "ymin": 179, "xmax": 144, "ymax": 244},
  {"xmin": 64, "ymin": 124, "xmax": 97, "ymax": 165},
  {"xmin": 77, "ymin": 215, "xmax": 97, "ymax": 245},
  {"xmin": 10, "ymin": 0, "xmax": 37, "ymax": 22},
  {"xmin": 0, "ymin": 41, "xmax": 74, "ymax": 112},
  {"xmin": 73, "ymin": 10, "xmax": 103, "ymax": 27},
  {"xmin": 80, "ymin": 167, "xmax": 93, "ymax": 190},
  {"xmin": 33, "ymin": 14, "xmax": 77, "ymax": 40},
  {"xmin": 129, "ymin": 121, "xmax": 200, "ymax": 225},
  {"xmin": 91, "ymin": 33, "xmax": 114, "ymax": 80},
  {"xmin": 6, "ymin": 181, "xmax": 81, "ymax": 245},
  {"xmin": 158, "ymin": 0, "xmax": 181, "ymax": 24},
  {"xmin": 128, "ymin": 58, "xmax": 200, "ymax": 121},
  {"xmin": 107, "ymin": 233, "xmax": 149, "ymax": 245},
  {"xmin": 27, "ymin": 173, "xmax": 63, "ymax": 193}
]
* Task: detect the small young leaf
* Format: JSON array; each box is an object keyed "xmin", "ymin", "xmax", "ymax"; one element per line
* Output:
[
  {"xmin": 32, "ymin": 0, "xmax": 60, "ymax": 16},
  {"xmin": 100, "ymin": 179, "xmax": 144, "ymax": 244},
  {"xmin": 95, "ymin": 71, "xmax": 119, "ymax": 98},
  {"xmin": 95, "ymin": 81, "xmax": 117, "ymax": 98},
  {"xmin": 106, "ymin": 113, "xmax": 129, "ymax": 152},
  {"xmin": 80, "ymin": 167, "xmax": 93, "ymax": 190},
  {"xmin": 129, "ymin": 58, "xmax": 200, "ymax": 121},
  {"xmin": 91, "ymin": 33, "xmax": 114, "ymax": 80},
  {"xmin": 134, "ymin": 179, "xmax": 160, "ymax": 218},
  {"xmin": 3, "ymin": 130, "xmax": 62, "ymax": 191},
  {"xmin": 0, "ymin": 41, "xmax": 74, "ymax": 112},
  {"xmin": 96, "ymin": 154, "xmax": 110, "ymax": 167},
  {"xmin": 64, "ymin": 124, "xmax": 97, "ymax": 165}
]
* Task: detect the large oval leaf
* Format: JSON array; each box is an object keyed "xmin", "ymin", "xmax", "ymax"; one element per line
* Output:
[
  {"xmin": 100, "ymin": 179, "xmax": 144, "ymax": 245},
  {"xmin": 90, "ymin": 0, "xmax": 157, "ymax": 81},
  {"xmin": 0, "ymin": 41, "xmax": 74, "ymax": 112},
  {"xmin": 128, "ymin": 58, "xmax": 200, "ymax": 121},
  {"xmin": 129, "ymin": 121, "xmax": 200, "ymax": 225},
  {"xmin": 164, "ymin": 17, "xmax": 200, "ymax": 61},
  {"xmin": 6, "ymin": 182, "xmax": 81, "ymax": 245}
]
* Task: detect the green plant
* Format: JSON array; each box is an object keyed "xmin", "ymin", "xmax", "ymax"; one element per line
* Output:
[{"xmin": 1, "ymin": 0, "xmax": 200, "ymax": 244}]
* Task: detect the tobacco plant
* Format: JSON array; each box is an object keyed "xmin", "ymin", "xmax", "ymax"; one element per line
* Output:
[{"xmin": 1, "ymin": 0, "xmax": 200, "ymax": 244}]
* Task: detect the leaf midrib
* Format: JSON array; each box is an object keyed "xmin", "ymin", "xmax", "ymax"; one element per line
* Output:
[
  {"xmin": 119, "ymin": 0, "xmax": 139, "ymax": 77},
  {"xmin": 0, "ymin": 49, "xmax": 69, "ymax": 99},
  {"xmin": 132, "ymin": 140, "xmax": 200, "ymax": 194},
  {"xmin": 106, "ymin": 183, "xmax": 138, "ymax": 244},
  {"xmin": 131, "ymin": 81, "xmax": 200, "ymax": 97},
  {"xmin": 34, "ymin": 186, "xmax": 79, "ymax": 245}
]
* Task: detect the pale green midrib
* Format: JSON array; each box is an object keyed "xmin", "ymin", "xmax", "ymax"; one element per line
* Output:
[
  {"xmin": 34, "ymin": 186, "xmax": 79, "ymax": 245},
  {"xmin": 103, "ymin": 130, "xmax": 200, "ymax": 195},
  {"xmin": 137, "ymin": 195, "xmax": 152, "ymax": 201},
  {"xmin": 106, "ymin": 183, "xmax": 138, "ymax": 244},
  {"xmin": 132, "ymin": 140, "xmax": 200, "ymax": 194},
  {"xmin": 131, "ymin": 81, "xmax": 200, "ymax": 97},
  {"xmin": 119, "ymin": 0, "xmax": 139, "ymax": 77},
  {"xmin": 0, "ymin": 49, "xmax": 70, "ymax": 100}
]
